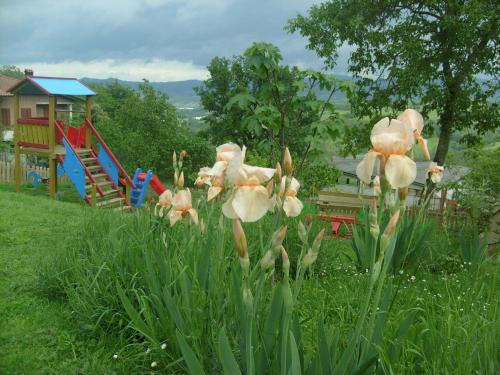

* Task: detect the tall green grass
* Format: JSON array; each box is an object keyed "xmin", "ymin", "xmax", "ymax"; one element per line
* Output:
[{"xmin": 38, "ymin": 204, "xmax": 499, "ymax": 373}]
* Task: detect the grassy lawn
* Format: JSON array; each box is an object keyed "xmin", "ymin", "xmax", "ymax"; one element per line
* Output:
[
  {"xmin": 1, "ymin": 183, "xmax": 498, "ymax": 373},
  {"xmin": 0, "ymin": 188, "xmax": 129, "ymax": 374}
]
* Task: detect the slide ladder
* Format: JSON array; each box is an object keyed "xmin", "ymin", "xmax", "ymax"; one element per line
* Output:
[
  {"xmin": 56, "ymin": 120, "xmax": 135, "ymax": 209},
  {"xmin": 129, "ymin": 168, "xmax": 168, "ymax": 207}
]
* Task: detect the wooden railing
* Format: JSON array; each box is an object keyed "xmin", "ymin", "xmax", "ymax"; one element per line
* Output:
[
  {"xmin": 55, "ymin": 121, "xmax": 104, "ymax": 197},
  {"xmin": 84, "ymin": 119, "xmax": 136, "ymax": 189},
  {"xmin": 17, "ymin": 118, "xmax": 50, "ymax": 149}
]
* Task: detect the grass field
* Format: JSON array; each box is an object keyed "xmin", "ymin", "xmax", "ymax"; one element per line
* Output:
[
  {"xmin": 1, "ymin": 185, "xmax": 498, "ymax": 373},
  {"xmin": 0, "ymin": 188, "xmax": 138, "ymax": 374}
]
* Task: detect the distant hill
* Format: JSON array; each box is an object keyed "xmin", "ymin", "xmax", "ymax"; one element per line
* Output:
[
  {"xmin": 81, "ymin": 75, "xmax": 352, "ymax": 108},
  {"xmin": 82, "ymin": 77, "xmax": 203, "ymax": 107}
]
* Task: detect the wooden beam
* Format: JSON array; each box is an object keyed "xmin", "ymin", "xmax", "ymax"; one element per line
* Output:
[
  {"xmin": 85, "ymin": 96, "xmax": 92, "ymax": 149},
  {"xmin": 48, "ymin": 95, "xmax": 57, "ymax": 199},
  {"xmin": 14, "ymin": 94, "xmax": 21, "ymax": 192}
]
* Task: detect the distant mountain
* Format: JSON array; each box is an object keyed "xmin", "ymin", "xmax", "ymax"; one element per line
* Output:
[
  {"xmin": 82, "ymin": 75, "xmax": 353, "ymax": 108},
  {"xmin": 81, "ymin": 77, "xmax": 203, "ymax": 106}
]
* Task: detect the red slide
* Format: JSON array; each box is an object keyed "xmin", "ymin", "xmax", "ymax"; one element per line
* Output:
[{"xmin": 138, "ymin": 172, "xmax": 167, "ymax": 195}]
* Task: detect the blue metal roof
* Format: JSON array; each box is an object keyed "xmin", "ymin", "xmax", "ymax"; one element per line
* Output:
[{"xmin": 9, "ymin": 76, "xmax": 96, "ymax": 96}]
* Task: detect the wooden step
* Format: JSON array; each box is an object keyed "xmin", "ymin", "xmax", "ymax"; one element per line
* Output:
[
  {"xmin": 87, "ymin": 165, "xmax": 102, "ymax": 172},
  {"xmin": 81, "ymin": 157, "xmax": 98, "ymax": 164},
  {"xmin": 75, "ymin": 148, "xmax": 92, "ymax": 155},
  {"xmin": 96, "ymin": 197, "xmax": 125, "ymax": 208},
  {"xmin": 102, "ymin": 189, "xmax": 119, "ymax": 196},
  {"xmin": 86, "ymin": 173, "xmax": 107, "ymax": 180},
  {"xmin": 85, "ymin": 181, "xmax": 113, "ymax": 190}
]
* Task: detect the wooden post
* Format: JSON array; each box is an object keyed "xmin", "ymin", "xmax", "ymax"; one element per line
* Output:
[
  {"xmin": 91, "ymin": 183, "xmax": 97, "ymax": 208},
  {"xmin": 48, "ymin": 95, "xmax": 57, "ymax": 199},
  {"xmin": 85, "ymin": 96, "xmax": 92, "ymax": 149},
  {"xmin": 126, "ymin": 183, "xmax": 131, "ymax": 203},
  {"xmin": 13, "ymin": 94, "xmax": 21, "ymax": 192}
]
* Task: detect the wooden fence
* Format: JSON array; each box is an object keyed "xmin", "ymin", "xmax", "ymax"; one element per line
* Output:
[{"xmin": 0, "ymin": 161, "xmax": 69, "ymax": 184}]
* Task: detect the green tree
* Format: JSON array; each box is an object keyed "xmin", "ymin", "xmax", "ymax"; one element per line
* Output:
[
  {"xmin": 288, "ymin": 0, "xmax": 499, "ymax": 165},
  {"xmin": 196, "ymin": 42, "xmax": 348, "ymax": 173},
  {"xmin": 92, "ymin": 80, "xmax": 213, "ymax": 183},
  {"xmin": 0, "ymin": 65, "xmax": 24, "ymax": 79}
]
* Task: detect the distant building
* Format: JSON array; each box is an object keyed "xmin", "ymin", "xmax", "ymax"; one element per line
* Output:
[
  {"xmin": 0, "ymin": 70, "xmax": 73, "ymax": 127},
  {"xmin": 331, "ymin": 155, "xmax": 469, "ymax": 207}
]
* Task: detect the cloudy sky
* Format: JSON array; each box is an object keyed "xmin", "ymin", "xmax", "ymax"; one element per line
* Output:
[{"xmin": 0, "ymin": 0, "xmax": 350, "ymax": 81}]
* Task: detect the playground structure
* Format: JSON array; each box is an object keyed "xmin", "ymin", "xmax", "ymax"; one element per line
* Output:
[{"xmin": 9, "ymin": 75, "xmax": 166, "ymax": 209}]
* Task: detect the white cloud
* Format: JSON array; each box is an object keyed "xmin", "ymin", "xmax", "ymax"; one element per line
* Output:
[{"xmin": 15, "ymin": 58, "xmax": 209, "ymax": 81}]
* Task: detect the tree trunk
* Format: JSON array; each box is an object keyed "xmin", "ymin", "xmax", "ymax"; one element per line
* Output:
[{"xmin": 434, "ymin": 110, "xmax": 453, "ymax": 166}]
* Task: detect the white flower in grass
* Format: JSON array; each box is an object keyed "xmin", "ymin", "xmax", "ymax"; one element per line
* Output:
[
  {"xmin": 113, "ymin": 354, "xmax": 118, "ymax": 360},
  {"xmin": 161, "ymin": 343, "xmax": 167, "ymax": 350},
  {"xmin": 151, "ymin": 361, "xmax": 157, "ymax": 368}
]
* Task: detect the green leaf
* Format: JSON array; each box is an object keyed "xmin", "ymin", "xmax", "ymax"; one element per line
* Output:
[
  {"xmin": 176, "ymin": 330, "xmax": 206, "ymax": 375},
  {"xmin": 217, "ymin": 327, "xmax": 242, "ymax": 375},
  {"xmin": 288, "ymin": 331, "xmax": 302, "ymax": 375}
]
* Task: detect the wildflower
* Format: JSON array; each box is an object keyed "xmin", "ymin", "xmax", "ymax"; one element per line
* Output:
[
  {"xmin": 356, "ymin": 117, "xmax": 416, "ymax": 189},
  {"xmin": 281, "ymin": 176, "xmax": 303, "ymax": 217},
  {"xmin": 427, "ymin": 162, "xmax": 444, "ymax": 183},
  {"xmin": 410, "ymin": 275, "xmax": 416, "ymax": 282},
  {"xmin": 207, "ymin": 175, "xmax": 224, "ymax": 201},
  {"xmin": 168, "ymin": 189, "xmax": 198, "ymax": 226},
  {"xmin": 113, "ymin": 354, "xmax": 118, "ymax": 360},
  {"xmin": 151, "ymin": 361, "xmax": 157, "ymax": 368},
  {"xmin": 161, "ymin": 343, "xmax": 167, "ymax": 350},
  {"xmin": 222, "ymin": 155, "xmax": 275, "ymax": 222},
  {"xmin": 209, "ymin": 143, "xmax": 243, "ymax": 176},
  {"xmin": 283, "ymin": 146, "xmax": 293, "ymax": 175},
  {"xmin": 155, "ymin": 189, "xmax": 173, "ymax": 217},
  {"xmin": 195, "ymin": 167, "xmax": 211, "ymax": 188},
  {"xmin": 146, "ymin": 347, "xmax": 151, "ymax": 354},
  {"xmin": 397, "ymin": 109, "xmax": 430, "ymax": 160}
]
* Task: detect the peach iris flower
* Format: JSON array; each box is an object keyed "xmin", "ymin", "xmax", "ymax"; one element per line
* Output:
[
  {"xmin": 222, "ymin": 148, "xmax": 276, "ymax": 222},
  {"xmin": 209, "ymin": 143, "xmax": 242, "ymax": 177},
  {"xmin": 156, "ymin": 189, "xmax": 173, "ymax": 217},
  {"xmin": 397, "ymin": 109, "xmax": 431, "ymax": 160},
  {"xmin": 168, "ymin": 189, "xmax": 198, "ymax": 226},
  {"xmin": 207, "ymin": 175, "xmax": 224, "ymax": 201},
  {"xmin": 427, "ymin": 162, "xmax": 444, "ymax": 183},
  {"xmin": 195, "ymin": 167, "xmax": 211, "ymax": 188},
  {"xmin": 280, "ymin": 176, "xmax": 303, "ymax": 217},
  {"xmin": 356, "ymin": 117, "xmax": 417, "ymax": 188}
]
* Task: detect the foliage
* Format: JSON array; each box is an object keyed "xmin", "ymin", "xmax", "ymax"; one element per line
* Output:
[
  {"xmin": 451, "ymin": 145, "xmax": 500, "ymax": 230},
  {"xmin": 299, "ymin": 164, "xmax": 341, "ymax": 197},
  {"xmin": 458, "ymin": 224, "xmax": 488, "ymax": 270},
  {"xmin": 196, "ymin": 42, "xmax": 349, "ymax": 174},
  {"xmin": 0, "ymin": 64, "xmax": 24, "ymax": 79},
  {"xmin": 91, "ymin": 80, "xmax": 213, "ymax": 183},
  {"xmin": 0, "ymin": 189, "xmax": 142, "ymax": 374},
  {"xmin": 288, "ymin": 0, "xmax": 500, "ymax": 164},
  {"xmin": 352, "ymin": 207, "xmax": 434, "ymax": 275}
]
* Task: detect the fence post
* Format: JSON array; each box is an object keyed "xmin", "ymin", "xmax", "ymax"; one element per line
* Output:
[{"xmin": 91, "ymin": 183, "xmax": 97, "ymax": 208}]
